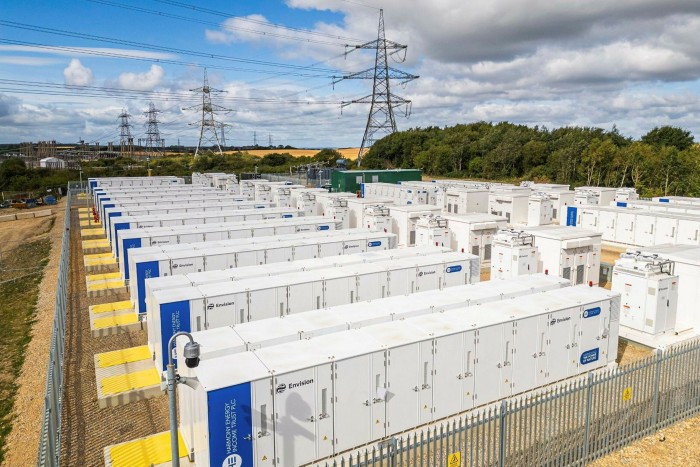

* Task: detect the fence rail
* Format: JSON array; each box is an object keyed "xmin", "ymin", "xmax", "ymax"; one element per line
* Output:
[
  {"xmin": 321, "ymin": 339, "xmax": 700, "ymax": 467},
  {"xmin": 37, "ymin": 184, "xmax": 76, "ymax": 466}
]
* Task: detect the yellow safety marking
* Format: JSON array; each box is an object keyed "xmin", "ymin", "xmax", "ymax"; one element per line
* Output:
[
  {"xmin": 622, "ymin": 387, "xmax": 633, "ymax": 402},
  {"xmin": 97, "ymin": 346, "xmax": 150, "ymax": 368},
  {"xmin": 109, "ymin": 431, "xmax": 186, "ymax": 467},
  {"xmin": 447, "ymin": 452, "xmax": 461, "ymax": 467},
  {"xmin": 80, "ymin": 228, "xmax": 104, "ymax": 236},
  {"xmin": 93, "ymin": 313, "xmax": 138, "ymax": 329},
  {"xmin": 80, "ymin": 221, "xmax": 101, "ymax": 227},
  {"xmin": 101, "ymin": 368, "xmax": 160, "ymax": 396},
  {"xmin": 91, "ymin": 300, "xmax": 133, "ymax": 314},
  {"xmin": 85, "ymin": 252, "xmax": 113, "ymax": 259},
  {"xmin": 83, "ymin": 239, "xmax": 109, "ymax": 247},
  {"xmin": 85, "ymin": 259, "xmax": 117, "ymax": 267},
  {"xmin": 87, "ymin": 280, "xmax": 125, "ymax": 292},
  {"xmin": 88, "ymin": 272, "xmax": 122, "ymax": 281}
]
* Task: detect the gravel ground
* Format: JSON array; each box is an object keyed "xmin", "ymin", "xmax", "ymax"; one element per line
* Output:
[
  {"xmin": 58, "ymin": 206, "xmax": 169, "ymax": 467},
  {"xmin": 2, "ymin": 201, "xmax": 64, "ymax": 466}
]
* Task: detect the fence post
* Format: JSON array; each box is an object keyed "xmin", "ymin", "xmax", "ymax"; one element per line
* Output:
[
  {"xmin": 499, "ymin": 399, "xmax": 507, "ymax": 467},
  {"xmin": 583, "ymin": 372, "xmax": 594, "ymax": 462},
  {"xmin": 651, "ymin": 348, "xmax": 663, "ymax": 429}
]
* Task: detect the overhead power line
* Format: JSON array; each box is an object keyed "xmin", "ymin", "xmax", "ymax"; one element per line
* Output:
[
  {"xmin": 0, "ymin": 20, "xmax": 346, "ymax": 73},
  {"xmin": 89, "ymin": 0, "xmax": 350, "ymax": 47}
]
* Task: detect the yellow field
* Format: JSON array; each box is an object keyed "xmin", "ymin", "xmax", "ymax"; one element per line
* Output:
[{"xmin": 232, "ymin": 148, "xmax": 363, "ymax": 160}]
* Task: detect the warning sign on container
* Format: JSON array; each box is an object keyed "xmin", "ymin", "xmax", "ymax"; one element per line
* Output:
[{"xmin": 447, "ymin": 451, "xmax": 461, "ymax": 467}]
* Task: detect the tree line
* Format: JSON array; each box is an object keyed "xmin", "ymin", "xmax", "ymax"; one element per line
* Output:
[{"xmin": 362, "ymin": 123, "xmax": 700, "ymax": 197}]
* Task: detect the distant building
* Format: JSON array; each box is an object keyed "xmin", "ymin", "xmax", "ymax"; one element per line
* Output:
[{"xmin": 39, "ymin": 157, "xmax": 66, "ymax": 169}]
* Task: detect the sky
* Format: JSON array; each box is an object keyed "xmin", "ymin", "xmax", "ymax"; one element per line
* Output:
[{"xmin": 2, "ymin": 0, "xmax": 700, "ymax": 148}]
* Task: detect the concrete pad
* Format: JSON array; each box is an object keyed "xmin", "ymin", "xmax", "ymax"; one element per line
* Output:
[
  {"xmin": 0, "ymin": 214, "xmax": 16, "ymax": 222},
  {"xmin": 104, "ymin": 431, "xmax": 191, "ymax": 467},
  {"xmin": 89, "ymin": 310, "xmax": 143, "ymax": 337},
  {"xmin": 15, "ymin": 212, "xmax": 34, "ymax": 220},
  {"xmin": 33, "ymin": 209, "xmax": 52, "ymax": 218}
]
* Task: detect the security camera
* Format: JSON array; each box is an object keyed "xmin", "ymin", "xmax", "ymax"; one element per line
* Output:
[{"xmin": 183, "ymin": 341, "xmax": 201, "ymax": 369}]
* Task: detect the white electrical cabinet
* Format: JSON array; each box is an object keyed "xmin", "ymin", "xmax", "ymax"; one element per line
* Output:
[
  {"xmin": 524, "ymin": 225, "xmax": 602, "ymax": 286},
  {"xmin": 491, "ymin": 230, "xmax": 538, "ymax": 280},
  {"xmin": 363, "ymin": 205, "xmax": 393, "ymax": 232},
  {"xmin": 488, "ymin": 191, "xmax": 530, "ymax": 224},
  {"xmin": 442, "ymin": 213, "xmax": 508, "ymax": 263},
  {"xmin": 443, "ymin": 188, "xmax": 489, "ymax": 214},
  {"xmin": 652, "ymin": 196, "xmax": 700, "ymax": 206},
  {"xmin": 315, "ymin": 193, "xmax": 356, "ymax": 228},
  {"xmin": 632, "ymin": 245, "xmax": 700, "ymax": 333},
  {"xmin": 615, "ymin": 188, "xmax": 639, "ymax": 202},
  {"xmin": 117, "ymin": 216, "xmax": 340, "ymax": 277},
  {"xmin": 129, "ymin": 229, "xmax": 397, "ymax": 314},
  {"xmin": 388, "ymin": 204, "xmax": 442, "ymax": 246},
  {"xmin": 179, "ymin": 286, "xmax": 618, "ymax": 467},
  {"xmin": 527, "ymin": 193, "xmax": 554, "ymax": 226},
  {"xmin": 361, "ymin": 182, "xmax": 429, "ymax": 205},
  {"xmin": 415, "ymin": 215, "xmax": 451, "ymax": 248},
  {"xmin": 612, "ymin": 252, "xmax": 678, "ymax": 335},
  {"xmin": 151, "ymin": 251, "xmax": 479, "ymax": 371},
  {"xmin": 574, "ymin": 186, "xmax": 617, "ymax": 206},
  {"xmin": 346, "ymin": 197, "xmax": 396, "ymax": 228}
]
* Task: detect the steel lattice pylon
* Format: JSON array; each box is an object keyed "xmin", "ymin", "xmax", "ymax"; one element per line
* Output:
[
  {"xmin": 187, "ymin": 69, "xmax": 232, "ymax": 157},
  {"xmin": 139, "ymin": 102, "xmax": 164, "ymax": 156},
  {"xmin": 334, "ymin": 9, "xmax": 418, "ymax": 165},
  {"xmin": 117, "ymin": 108, "xmax": 134, "ymax": 157}
]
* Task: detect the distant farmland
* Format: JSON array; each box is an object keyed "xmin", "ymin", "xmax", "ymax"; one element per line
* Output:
[{"xmin": 231, "ymin": 148, "xmax": 362, "ymax": 160}]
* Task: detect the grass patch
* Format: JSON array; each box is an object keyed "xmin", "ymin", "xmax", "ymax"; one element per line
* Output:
[{"xmin": 0, "ymin": 238, "xmax": 51, "ymax": 463}]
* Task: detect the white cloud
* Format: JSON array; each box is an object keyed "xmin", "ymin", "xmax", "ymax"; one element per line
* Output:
[
  {"xmin": 117, "ymin": 65, "xmax": 165, "ymax": 91},
  {"xmin": 0, "ymin": 56, "xmax": 61, "ymax": 66},
  {"xmin": 0, "ymin": 45, "xmax": 177, "ymax": 60},
  {"xmin": 63, "ymin": 59, "xmax": 93, "ymax": 86}
]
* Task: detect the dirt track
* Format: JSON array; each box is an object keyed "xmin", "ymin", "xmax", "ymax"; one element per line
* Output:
[{"xmin": 58, "ymin": 206, "xmax": 169, "ymax": 467}]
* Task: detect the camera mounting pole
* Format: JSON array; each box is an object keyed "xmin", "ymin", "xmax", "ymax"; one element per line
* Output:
[{"xmin": 166, "ymin": 331, "xmax": 201, "ymax": 467}]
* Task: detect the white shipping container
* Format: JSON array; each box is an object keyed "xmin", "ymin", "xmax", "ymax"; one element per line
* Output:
[
  {"xmin": 151, "ymin": 251, "xmax": 479, "ymax": 371},
  {"xmin": 488, "ymin": 191, "xmax": 530, "ymax": 224},
  {"xmin": 346, "ymin": 197, "xmax": 396, "ymax": 228},
  {"xmin": 443, "ymin": 188, "xmax": 489, "ymax": 214},
  {"xmin": 442, "ymin": 213, "xmax": 508, "ymax": 263},
  {"xmin": 388, "ymin": 204, "xmax": 442, "ymax": 246},
  {"xmin": 415, "ymin": 215, "xmax": 451, "ymax": 248},
  {"xmin": 491, "ymin": 230, "xmax": 538, "ymax": 280},
  {"xmin": 527, "ymin": 193, "xmax": 554, "ymax": 226},
  {"xmin": 179, "ymin": 286, "xmax": 618, "ymax": 467},
  {"xmin": 363, "ymin": 205, "xmax": 393, "ymax": 232},
  {"xmin": 574, "ymin": 186, "xmax": 617, "ymax": 206}
]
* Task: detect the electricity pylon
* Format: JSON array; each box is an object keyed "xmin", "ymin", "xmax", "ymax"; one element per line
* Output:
[
  {"xmin": 187, "ymin": 69, "xmax": 232, "ymax": 157},
  {"xmin": 118, "ymin": 108, "xmax": 134, "ymax": 157},
  {"xmin": 139, "ymin": 103, "xmax": 164, "ymax": 157},
  {"xmin": 333, "ymin": 9, "xmax": 418, "ymax": 165}
]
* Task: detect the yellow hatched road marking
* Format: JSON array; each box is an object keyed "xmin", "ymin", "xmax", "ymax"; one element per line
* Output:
[
  {"xmin": 109, "ymin": 431, "xmax": 186, "ymax": 467},
  {"xmin": 93, "ymin": 313, "xmax": 137, "ymax": 329},
  {"xmin": 97, "ymin": 346, "xmax": 150, "ymax": 368},
  {"xmin": 101, "ymin": 368, "xmax": 160, "ymax": 396},
  {"xmin": 91, "ymin": 300, "xmax": 132, "ymax": 314}
]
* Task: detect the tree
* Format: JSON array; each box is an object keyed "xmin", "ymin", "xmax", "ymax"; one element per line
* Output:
[{"xmin": 641, "ymin": 126, "xmax": 694, "ymax": 151}]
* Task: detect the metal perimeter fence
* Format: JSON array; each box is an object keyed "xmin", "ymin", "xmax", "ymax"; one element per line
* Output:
[
  {"xmin": 262, "ymin": 170, "xmax": 333, "ymax": 188},
  {"xmin": 321, "ymin": 338, "xmax": 700, "ymax": 467},
  {"xmin": 37, "ymin": 183, "xmax": 80, "ymax": 466}
]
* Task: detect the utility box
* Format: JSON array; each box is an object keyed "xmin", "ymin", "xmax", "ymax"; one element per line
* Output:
[
  {"xmin": 363, "ymin": 204, "xmax": 392, "ymax": 232},
  {"xmin": 491, "ymin": 230, "xmax": 538, "ymax": 280},
  {"xmin": 443, "ymin": 188, "xmax": 489, "ymax": 214},
  {"xmin": 442, "ymin": 213, "xmax": 508, "ymax": 264},
  {"xmin": 615, "ymin": 188, "xmax": 639, "ymax": 202},
  {"xmin": 488, "ymin": 191, "xmax": 530, "ymax": 224},
  {"xmin": 361, "ymin": 182, "xmax": 428, "ymax": 205},
  {"xmin": 633, "ymin": 245, "xmax": 700, "ymax": 333},
  {"xmin": 315, "ymin": 193, "xmax": 355, "ymax": 228},
  {"xmin": 524, "ymin": 225, "xmax": 602, "ymax": 286},
  {"xmin": 527, "ymin": 193, "xmax": 554, "ymax": 226},
  {"xmin": 574, "ymin": 186, "xmax": 617, "ymax": 206},
  {"xmin": 612, "ymin": 252, "xmax": 678, "ymax": 335},
  {"xmin": 346, "ymin": 197, "xmax": 396, "ymax": 229},
  {"xmin": 331, "ymin": 169, "xmax": 422, "ymax": 194},
  {"xmin": 388, "ymin": 204, "xmax": 442, "ymax": 246},
  {"xmin": 415, "ymin": 215, "xmax": 450, "ymax": 248}
]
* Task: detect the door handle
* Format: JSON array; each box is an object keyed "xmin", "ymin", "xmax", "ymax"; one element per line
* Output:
[
  {"xmin": 421, "ymin": 383, "xmax": 431, "ymax": 390},
  {"xmin": 243, "ymin": 434, "xmax": 252, "ymax": 441},
  {"xmin": 412, "ymin": 386, "xmax": 420, "ymax": 392},
  {"xmin": 306, "ymin": 416, "xmax": 316, "ymax": 423}
]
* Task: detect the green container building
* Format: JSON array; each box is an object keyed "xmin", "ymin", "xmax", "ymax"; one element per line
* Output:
[{"xmin": 331, "ymin": 169, "xmax": 422, "ymax": 194}]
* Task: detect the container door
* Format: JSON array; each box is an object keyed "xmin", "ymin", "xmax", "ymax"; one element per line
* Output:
[
  {"xmin": 343, "ymin": 239, "xmax": 365, "ymax": 254},
  {"xmin": 443, "ymin": 261, "xmax": 468, "ymax": 287},
  {"xmin": 204, "ymin": 253, "xmax": 228, "ymax": 272},
  {"xmin": 473, "ymin": 325, "xmax": 503, "ymax": 405},
  {"xmin": 567, "ymin": 307, "xmax": 584, "ymax": 376},
  {"xmin": 545, "ymin": 311, "xmax": 571, "ymax": 383},
  {"xmin": 461, "ymin": 330, "xmax": 477, "ymax": 411},
  {"xmin": 418, "ymin": 340, "xmax": 434, "ymax": 425},
  {"xmin": 178, "ymin": 233, "xmax": 203, "ymax": 244},
  {"xmin": 333, "ymin": 356, "xmax": 373, "ymax": 453},
  {"xmin": 324, "ymin": 277, "xmax": 352, "ymax": 308},
  {"xmin": 287, "ymin": 282, "xmax": 314, "ymax": 315},
  {"xmin": 265, "ymin": 246, "xmax": 294, "ymax": 264},
  {"xmin": 415, "ymin": 264, "xmax": 440, "ymax": 292},
  {"xmin": 293, "ymin": 244, "xmax": 318, "ymax": 260},
  {"xmin": 235, "ymin": 250, "xmax": 257, "ymax": 268},
  {"xmin": 371, "ymin": 352, "xmax": 387, "ymax": 440},
  {"xmin": 385, "ymin": 343, "xmax": 420, "ymax": 434},
  {"xmin": 203, "ymin": 231, "xmax": 226, "ymax": 242},
  {"xmin": 386, "ymin": 269, "xmax": 409, "ymax": 297},
  {"xmin": 227, "ymin": 229, "xmax": 251, "ymax": 240},
  {"xmin": 356, "ymin": 271, "xmax": 383, "ymax": 302},
  {"xmin": 316, "ymin": 364, "xmax": 334, "ymax": 460},
  {"xmin": 500, "ymin": 324, "xmax": 514, "ymax": 397},
  {"xmin": 273, "ymin": 369, "xmax": 317, "ymax": 467},
  {"xmin": 319, "ymin": 242, "xmax": 343, "ymax": 257},
  {"xmin": 511, "ymin": 317, "xmax": 539, "ymax": 394},
  {"xmin": 204, "ymin": 293, "xmax": 238, "ymax": 328},
  {"xmin": 432, "ymin": 334, "xmax": 463, "ymax": 419},
  {"xmin": 254, "ymin": 227, "xmax": 276, "ymax": 237},
  {"xmin": 248, "ymin": 288, "xmax": 280, "ymax": 321},
  {"xmin": 252, "ymin": 379, "xmax": 275, "ymax": 467}
]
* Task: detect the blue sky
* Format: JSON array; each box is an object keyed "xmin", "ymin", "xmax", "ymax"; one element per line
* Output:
[{"xmin": 2, "ymin": 0, "xmax": 700, "ymax": 148}]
